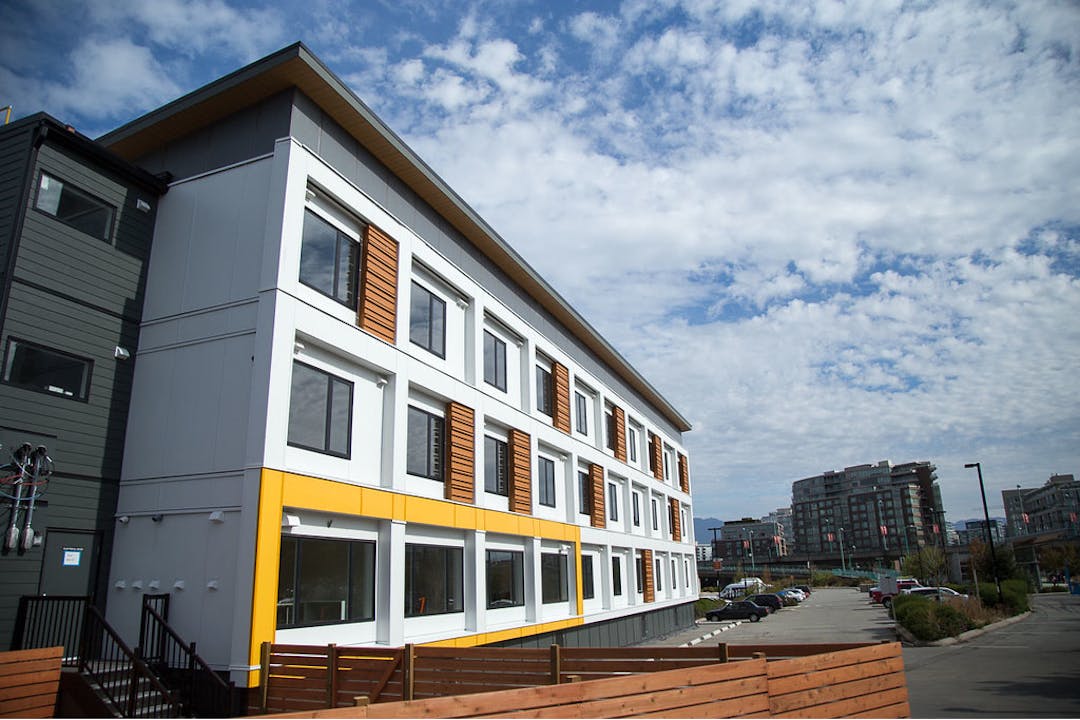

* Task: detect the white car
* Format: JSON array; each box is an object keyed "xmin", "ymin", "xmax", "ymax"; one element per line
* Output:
[{"xmin": 901, "ymin": 586, "xmax": 968, "ymax": 600}]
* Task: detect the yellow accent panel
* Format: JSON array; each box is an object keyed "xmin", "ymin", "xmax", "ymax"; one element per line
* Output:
[
  {"xmin": 249, "ymin": 469, "xmax": 585, "ymax": 675},
  {"xmin": 248, "ymin": 469, "xmax": 285, "ymax": 686}
]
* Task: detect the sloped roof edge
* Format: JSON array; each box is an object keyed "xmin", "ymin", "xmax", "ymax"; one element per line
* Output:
[{"xmin": 98, "ymin": 42, "xmax": 692, "ymax": 433}]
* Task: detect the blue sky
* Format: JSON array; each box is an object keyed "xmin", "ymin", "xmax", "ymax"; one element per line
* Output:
[{"xmin": 3, "ymin": 0, "xmax": 1078, "ymax": 524}]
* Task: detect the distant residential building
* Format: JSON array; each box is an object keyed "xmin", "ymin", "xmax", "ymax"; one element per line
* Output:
[
  {"xmin": 712, "ymin": 517, "xmax": 788, "ymax": 566},
  {"xmin": 1002, "ymin": 474, "xmax": 1080, "ymax": 538},
  {"xmin": 954, "ymin": 518, "xmax": 1004, "ymax": 546},
  {"xmin": 791, "ymin": 460, "xmax": 944, "ymax": 567},
  {"xmin": 696, "ymin": 543, "xmax": 713, "ymax": 562}
]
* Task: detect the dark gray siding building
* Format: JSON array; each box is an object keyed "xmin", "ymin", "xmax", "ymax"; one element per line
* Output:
[{"xmin": 0, "ymin": 114, "xmax": 166, "ymax": 647}]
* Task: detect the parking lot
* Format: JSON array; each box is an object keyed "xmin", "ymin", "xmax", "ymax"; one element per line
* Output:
[{"xmin": 641, "ymin": 585, "xmax": 897, "ymax": 646}]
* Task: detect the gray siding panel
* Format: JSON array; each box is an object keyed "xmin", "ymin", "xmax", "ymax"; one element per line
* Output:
[
  {"xmin": 1, "ymin": 283, "xmax": 138, "ymax": 478},
  {"xmin": 289, "ymin": 95, "xmax": 683, "ymax": 439},
  {"xmin": 490, "ymin": 602, "xmax": 695, "ymax": 648},
  {"xmin": 0, "ymin": 123, "xmax": 34, "ymax": 313},
  {"xmin": 131, "ymin": 90, "xmax": 293, "ymax": 179}
]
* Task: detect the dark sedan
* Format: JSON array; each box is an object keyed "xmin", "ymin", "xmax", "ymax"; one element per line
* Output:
[
  {"xmin": 705, "ymin": 600, "xmax": 768, "ymax": 622},
  {"xmin": 745, "ymin": 593, "xmax": 783, "ymax": 612}
]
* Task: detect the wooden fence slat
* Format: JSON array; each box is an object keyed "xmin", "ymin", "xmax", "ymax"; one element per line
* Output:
[
  {"xmin": 767, "ymin": 643, "xmax": 902, "ymax": 678},
  {"xmin": 417, "ymin": 647, "xmax": 549, "ymax": 661},
  {"xmin": 768, "ymin": 656, "xmax": 904, "ymax": 696},
  {"xmin": 553, "ymin": 675, "xmax": 769, "ymax": 719},
  {"xmin": 728, "ymin": 643, "xmax": 875, "ymax": 659},
  {"xmin": 779, "ymin": 686, "xmax": 910, "ymax": 719},
  {"xmin": 628, "ymin": 693, "xmax": 772, "ymax": 719},
  {"xmin": 769, "ymin": 671, "xmax": 907, "ymax": 715}
]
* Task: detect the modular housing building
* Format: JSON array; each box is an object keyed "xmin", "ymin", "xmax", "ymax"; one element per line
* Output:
[{"xmin": 94, "ymin": 43, "xmax": 696, "ymax": 686}]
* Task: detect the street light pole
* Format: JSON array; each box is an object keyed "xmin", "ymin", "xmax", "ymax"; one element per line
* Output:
[
  {"xmin": 839, "ymin": 527, "xmax": 846, "ymax": 572},
  {"xmin": 965, "ymin": 462, "xmax": 1005, "ymax": 605}
]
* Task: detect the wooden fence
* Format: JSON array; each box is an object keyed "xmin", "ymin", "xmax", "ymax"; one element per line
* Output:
[
  {"xmin": 0, "ymin": 646, "xmax": 63, "ymax": 718},
  {"xmin": 254, "ymin": 641, "xmax": 907, "ymax": 718}
]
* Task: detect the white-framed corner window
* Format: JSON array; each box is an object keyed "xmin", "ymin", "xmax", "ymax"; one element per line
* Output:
[
  {"xmin": 581, "ymin": 553, "xmax": 596, "ymax": 600},
  {"xmin": 538, "ymin": 455, "xmax": 557, "ymax": 508},
  {"xmin": 577, "ymin": 469, "xmax": 592, "ymax": 517},
  {"xmin": 607, "ymin": 482, "xmax": 619, "ymax": 522},
  {"xmin": 484, "ymin": 434, "xmax": 509, "ymax": 496},
  {"xmin": 535, "ymin": 353, "xmax": 554, "ymax": 417},
  {"xmin": 481, "ymin": 314, "xmax": 522, "ymax": 405},
  {"xmin": 662, "ymin": 444, "xmax": 675, "ymax": 483},
  {"xmin": 632, "ymin": 490, "xmax": 642, "ymax": 528},
  {"xmin": 409, "ymin": 280, "xmax": 446, "ymax": 358},
  {"xmin": 651, "ymin": 497, "xmax": 660, "ymax": 532},
  {"xmin": 406, "ymin": 400, "xmax": 444, "ymax": 482}
]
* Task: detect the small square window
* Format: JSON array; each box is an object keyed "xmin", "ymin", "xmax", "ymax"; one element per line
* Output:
[
  {"xmin": 35, "ymin": 172, "xmax": 115, "ymax": 241},
  {"xmin": 2, "ymin": 338, "xmax": 92, "ymax": 401},
  {"xmin": 487, "ymin": 550, "xmax": 525, "ymax": 609},
  {"xmin": 410, "ymin": 281, "xmax": 446, "ymax": 357}
]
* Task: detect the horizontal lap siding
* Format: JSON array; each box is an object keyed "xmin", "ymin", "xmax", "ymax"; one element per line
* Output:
[
  {"xmin": 551, "ymin": 363, "xmax": 571, "ymax": 434},
  {"xmin": 445, "ymin": 402, "xmax": 475, "ymax": 503},
  {"xmin": 508, "ymin": 429, "xmax": 531, "ymax": 514},
  {"xmin": 358, "ymin": 224, "xmax": 398, "ymax": 344},
  {"xmin": 0, "ymin": 123, "xmax": 34, "ymax": 295}
]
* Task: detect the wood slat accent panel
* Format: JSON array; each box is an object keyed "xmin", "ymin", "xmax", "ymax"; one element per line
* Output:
[
  {"xmin": 648, "ymin": 432, "xmax": 663, "ymax": 481},
  {"xmin": 445, "ymin": 401, "xmax": 476, "ymax": 504},
  {"xmin": 612, "ymin": 406, "xmax": 627, "ymax": 462},
  {"xmin": 678, "ymin": 452, "xmax": 690, "ymax": 493},
  {"xmin": 508, "ymin": 429, "xmax": 532, "ymax": 514},
  {"xmin": 670, "ymin": 497, "xmax": 682, "ymax": 542},
  {"xmin": 766, "ymin": 642, "xmax": 910, "ymax": 718},
  {"xmin": 551, "ymin": 362, "xmax": 571, "ymax": 434},
  {"xmin": 642, "ymin": 549, "xmax": 655, "ymax": 603},
  {"xmin": 588, "ymin": 463, "xmax": 605, "ymax": 528},
  {"xmin": 0, "ymin": 646, "xmax": 62, "ymax": 719},
  {"xmin": 358, "ymin": 224, "xmax": 399, "ymax": 344}
]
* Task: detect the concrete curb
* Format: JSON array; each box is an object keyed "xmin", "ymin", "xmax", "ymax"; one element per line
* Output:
[
  {"xmin": 896, "ymin": 610, "xmax": 1032, "ymax": 647},
  {"xmin": 679, "ymin": 621, "xmax": 742, "ymax": 647}
]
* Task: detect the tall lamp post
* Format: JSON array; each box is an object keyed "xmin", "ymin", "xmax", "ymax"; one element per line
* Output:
[
  {"xmin": 965, "ymin": 462, "xmax": 1005, "ymax": 605},
  {"xmin": 839, "ymin": 527, "xmax": 847, "ymax": 572}
]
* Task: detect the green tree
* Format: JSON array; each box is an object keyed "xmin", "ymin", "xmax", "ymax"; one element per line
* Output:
[
  {"xmin": 902, "ymin": 546, "xmax": 946, "ymax": 584},
  {"xmin": 1037, "ymin": 543, "xmax": 1080, "ymax": 579},
  {"xmin": 970, "ymin": 538, "xmax": 1021, "ymax": 582}
]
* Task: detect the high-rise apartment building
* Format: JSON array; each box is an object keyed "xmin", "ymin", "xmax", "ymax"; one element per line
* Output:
[
  {"xmin": 712, "ymin": 518, "xmax": 789, "ymax": 567},
  {"xmin": 791, "ymin": 461, "xmax": 943, "ymax": 567}
]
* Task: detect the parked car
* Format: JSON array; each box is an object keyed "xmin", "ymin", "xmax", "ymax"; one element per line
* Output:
[
  {"xmin": 794, "ymin": 584, "xmax": 812, "ymax": 595},
  {"xmin": 901, "ymin": 587, "xmax": 968, "ymax": 601},
  {"xmin": 745, "ymin": 593, "xmax": 784, "ymax": 612},
  {"xmin": 705, "ymin": 600, "xmax": 769, "ymax": 622},
  {"xmin": 782, "ymin": 587, "xmax": 807, "ymax": 601},
  {"xmin": 776, "ymin": 589, "xmax": 802, "ymax": 604}
]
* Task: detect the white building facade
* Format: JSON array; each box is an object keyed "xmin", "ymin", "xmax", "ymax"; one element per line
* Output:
[{"xmin": 99, "ymin": 44, "xmax": 695, "ymax": 687}]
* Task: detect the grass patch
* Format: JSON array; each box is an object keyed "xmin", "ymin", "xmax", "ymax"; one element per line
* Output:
[{"xmin": 694, "ymin": 597, "xmax": 723, "ymax": 619}]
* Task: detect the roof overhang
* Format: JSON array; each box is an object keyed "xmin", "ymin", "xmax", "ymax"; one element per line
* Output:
[{"xmin": 99, "ymin": 42, "xmax": 691, "ymax": 433}]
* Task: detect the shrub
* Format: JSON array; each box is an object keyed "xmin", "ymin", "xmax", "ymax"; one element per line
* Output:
[
  {"xmin": 933, "ymin": 603, "xmax": 971, "ymax": 637},
  {"xmin": 895, "ymin": 596, "xmax": 936, "ymax": 640},
  {"xmin": 976, "ymin": 579, "xmax": 1030, "ymax": 614},
  {"xmin": 694, "ymin": 597, "xmax": 722, "ymax": 619}
]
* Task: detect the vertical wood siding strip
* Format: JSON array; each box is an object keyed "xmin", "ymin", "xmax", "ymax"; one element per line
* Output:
[
  {"xmin": 678, "ymin": 453, "xmax": 690, "ymax": 493},
  {"xmin": 508, "ymin": 429, "xmax": 532, "ymax": 514},
  {"xmin": 648, "ymin": 432, "xmax": 664, "ymax": 482},
  {"xmin": 445, "ymin": 402, "xmax": 475, "ymax": 504},
  {"xmin": 643, "ymin": 550, "xmax": 655, "ymax": 602},
  {"xmin": 670, "ymin": 498, "xmax": 682, "ymax": 542},
  {"xmin": 358, "ymin": 224, "xmax": 399, "ymax": 344},
  {"xmin": 588, "ymin": 463, "xmax": 605, "ymax": 528},
  {"xmin": 613, "ymin": 406, "xmax": 627, "ymax": 462},
  {"xmin": 552, "ymin": 362, "xmax": 571, "ymax": 434}
]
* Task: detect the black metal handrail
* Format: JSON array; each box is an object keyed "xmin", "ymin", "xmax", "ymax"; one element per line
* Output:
[
  {"xmin": 11, "ymin": 595, "xmax": 89, "ymax": 664},
  {"xmin": 140, "ymin": 595, "xmax": 237, "ymax": 717},
  {"xmin": 80, "ymin": 605, "xmax": 180, "ymax": 718}
]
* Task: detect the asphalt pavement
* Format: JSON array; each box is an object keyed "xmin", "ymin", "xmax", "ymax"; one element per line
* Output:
[{"xmin": 637, "ymin": 586, "xmax": 1080, "ymax": 718}]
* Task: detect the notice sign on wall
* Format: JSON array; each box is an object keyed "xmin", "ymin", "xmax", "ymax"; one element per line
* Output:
[{"xmin": 62, "ymin": 548, "xmax": 83, "ymax": 567}]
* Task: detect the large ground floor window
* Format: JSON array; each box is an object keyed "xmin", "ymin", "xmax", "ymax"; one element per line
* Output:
[
  {"xmin": 486, "ymin": 550, "xmax": 524, "ymax": 609},
  {"xmin": 277, "ymin": 536, "xmax": 375, "ymax": 628},
  {"xmin": 405, "ymin": 544, "xmax": 464, "ymax": 616}
]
